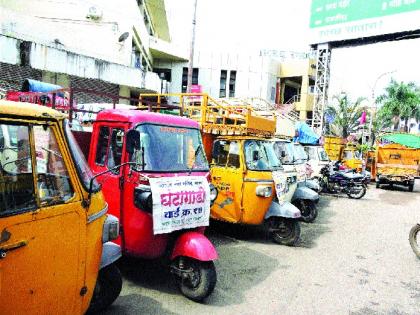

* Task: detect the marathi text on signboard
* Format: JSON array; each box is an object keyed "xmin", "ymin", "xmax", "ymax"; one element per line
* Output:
[
  {"xmin": 310, "ymin": 0, "xmax": 420, "ymax": 44},
  {"xmin": 149, "ymin": 176, "xmax": 210, "ymax": 235}
]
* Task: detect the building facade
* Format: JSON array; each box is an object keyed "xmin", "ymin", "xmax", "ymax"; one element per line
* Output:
[
  {"xmin": 0, "ymin": 0, "xmax": 186, "ymax": 103},
  {"xmin": 278, "ymin": 58, "xmax": 316, "ymax": 122},
  {"xmin": 154, "ymin": 50, "xmax": 279, "ymax": 102}
]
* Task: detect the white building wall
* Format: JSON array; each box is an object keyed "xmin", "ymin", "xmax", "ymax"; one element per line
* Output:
[
  {"xmin": 0, "ymin": 34, "xmax": 161, "ymax": 92},
  {"xmin": 0, "ymin": 0, "xmax": 153, "ymax": 67},
  {"xmin": 155, "ymin": 51, "xmax": 279, "ymax": 102}
]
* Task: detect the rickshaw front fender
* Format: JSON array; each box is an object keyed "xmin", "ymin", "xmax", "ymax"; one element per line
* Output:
[
  {"xmin": 100, "ymin": 242, "xmax": 122, "ymax": 269},
  {"xmin": 304, "ymin": 179, "xmax": 320, "ymax": 192},
  {"xmin": 170, "ymin": 231, "xmax": 218, "ymax": 261},
  {"xmin": 292, "ymin": 186, "xmax": 319, "ymax": 202},
  {"xmin": 264, "ymin": 201, "xmax": 301, "ymax": 219}
]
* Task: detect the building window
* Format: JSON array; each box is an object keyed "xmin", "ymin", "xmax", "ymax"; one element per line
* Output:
[
  {"xmin": 153, "ymin": 68, "xmax": 172, "ymax": 82},
  {"xmin": 219, "ymin": 70, "xmax": 227, "ymax": 98},
  {"xmin": 307, "ymin": 111, "xmax": 313, "ymax": 118},
  {"xmin": 182, "ymin": 67, "xmax": 199, "ymax": 93},
  {"xmin": 229, "ymin": 70, "xmax": 236, "ymax": 97}
]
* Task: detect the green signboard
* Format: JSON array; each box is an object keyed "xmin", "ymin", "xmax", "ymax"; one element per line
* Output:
[{"xmin": 310, "ymin": 0, "xmax": 420, "ymax": 28}]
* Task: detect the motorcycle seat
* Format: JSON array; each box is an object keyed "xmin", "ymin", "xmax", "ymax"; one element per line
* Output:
[{"xmin": 341, "ymin": 172, "xmax": 363, "ymax": 180}]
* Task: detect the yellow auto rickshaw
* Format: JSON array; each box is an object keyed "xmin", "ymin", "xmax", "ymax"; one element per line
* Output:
[
  {"xmin": 341, "ymin": 145, "xmax": 363, "ymax": 171},
  {"xmin": 0, "ymin": 100, "xmax": 121, "ymax": 314}
]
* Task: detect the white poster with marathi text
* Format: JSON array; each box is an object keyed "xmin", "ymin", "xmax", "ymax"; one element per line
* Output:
[
  {"xmin": 272, "ymin": 171, "xmax": 288, "ymax": 205},
  {"xmin": 149, "ymin": 176, "xmax": 210, "ymax": 235}
]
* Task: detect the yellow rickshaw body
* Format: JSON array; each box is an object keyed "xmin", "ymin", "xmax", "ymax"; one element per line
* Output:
[
  {"xmin": 0, "ymin": 101, "xmax": 106, "ymax": 315},
  {"xmin": 210, "ymin": 136, "xmax": 292, "ymax": 226},
  {"xmin": 342, "ymin": 147, "xmax": 363, "ymax": 171}
]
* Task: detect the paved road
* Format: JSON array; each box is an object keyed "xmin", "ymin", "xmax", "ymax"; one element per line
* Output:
[{"xmin": 102, "ymin": 180, "xmax": 420, "ymax": 315}]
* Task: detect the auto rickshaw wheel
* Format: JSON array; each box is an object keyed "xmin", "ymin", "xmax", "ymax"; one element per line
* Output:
[
  {"xmin": 409, "ymin": 224, "xmax": 420, "ymax": 258},
  {"xmin": 87, "ymin": 263, "xmax": 122, "ymax": 314},
  {"xmin": 269, "ymin": 218, "xmax": 300, "ymax": 246},
  {"xmin": 177, "ymin": 257, "xmax": 217, "ymax": 302},
  {"xmin": 294, "ymin": 200, "xmax": 318, "ymax": 223},
  {"xmin": 408, "ymin": 183, "xmax": 414, "ymax": 192}
]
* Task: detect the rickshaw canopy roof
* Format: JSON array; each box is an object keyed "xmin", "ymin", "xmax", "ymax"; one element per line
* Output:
[{"xmin": 380, "ymin": 133, "xmax": 420, "ymax": 149}]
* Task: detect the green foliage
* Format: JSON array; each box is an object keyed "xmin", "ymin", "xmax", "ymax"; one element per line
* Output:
[
  {"xmin": 376, "ymin": 79, "xmax": 420, "ymax": 131},
  {"xmin": 357, "ymin": 143, "xmax": 373, "ymax": 153},
  {"xmin": 325, "ymin": 93, "xmax": 366, "ymax": 138}
]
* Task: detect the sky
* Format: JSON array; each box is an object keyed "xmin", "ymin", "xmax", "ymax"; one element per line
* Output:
[{"xmin": 165, "ymin": 0, "xmax": 420, "ymax": 102}]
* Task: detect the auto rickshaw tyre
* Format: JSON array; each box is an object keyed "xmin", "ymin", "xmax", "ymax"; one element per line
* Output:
[
  {"xmin": 346, "ymin": 186, "xmax": 366, "ymax": 199},
  {"xmin": 409, "ymin": 224, "xmax": 420, "ymax": 258},
  {"xmin": 87, "ymin": 263, "xmax": 122, "ymax": 314},
  {"xmin": 293, "ymin": 200, "xmax": 318, "ymax": 223},
  {"xmin": 312, "ymin": 177, "xmax": 323, "ymax": 193},
  {"xmin": 270, "ymin": 218, "xmax": 300, "ymax": 246},
  {"xmin": 177, "ymin": 258, "xmax": 217, "ymax": 302},
  {"xmin": 408, "ymin": 183, "xmax": 414, "ymax": 192}
]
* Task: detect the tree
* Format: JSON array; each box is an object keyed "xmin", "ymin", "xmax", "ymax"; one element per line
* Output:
[
  {"xmin": 325, "ymin": 93, "xmax": 366, "ymax": 138},
  {"xmin": 376, "ymin": 79, "xmax": 420, "ymax": 132}
]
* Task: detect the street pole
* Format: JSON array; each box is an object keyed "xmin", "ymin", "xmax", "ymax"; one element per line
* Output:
[
  {"xmin": 368, "ymin": 70, "xmax": 396, "ymax": 145},
  {"xmin": 187, "ymin": 0, "xmax": 198, "ymax": 93}
]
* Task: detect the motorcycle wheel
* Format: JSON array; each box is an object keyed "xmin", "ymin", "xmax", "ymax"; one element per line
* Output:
[
  {"xmin": 87, "ymin": 263, "xmax": 122, "ymax": 314},
  {"xmin": 268, "ymin": 217, "xmax": 300, "ymax": 246},
  {"xmin": 409, "ymin": 224, "xmax": 420, "ymax": 258},
  {"xmin": 177, "ymin": 258, "xmax": 217, "ymax": 302},
  {"xmin": 347, "ymin": 185, "xmax": 366, "ymax": 199},
  {"xmin": 294, "ymin": 199, "xmax": 318, "ymax": 223}
]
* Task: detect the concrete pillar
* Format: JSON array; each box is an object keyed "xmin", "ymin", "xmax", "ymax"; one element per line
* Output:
[{"xmin": 119, "ymin": 85, "xmax": 130, "ymax": 105}]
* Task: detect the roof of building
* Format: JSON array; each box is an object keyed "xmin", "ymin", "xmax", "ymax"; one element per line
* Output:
[
  {"xmin": 0, "ymin": 100, "xmax": 66, "ymax": 119},
  {"xmin": 145, "ymin": 0, "xmax": 170, "ymax": 42}
]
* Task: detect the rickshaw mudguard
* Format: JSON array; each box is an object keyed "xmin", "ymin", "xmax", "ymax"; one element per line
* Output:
[
  {"xmin": 304, "ymin": 179, "xmax": 320, "ymax": 192},
  {"xmin": 100, "ymin": 242, "xmax": 122, "ymax": 269},
  {"xmin": 170, "ymin": 231, "xmax": 218, "ymax": 261},
  {"xmin": 264, "ymin": 201, "xmax": 301, "ymax": 219},
  {"xmin": 292, "ymin": 186, "xmax": 320, "ymax": 202}
]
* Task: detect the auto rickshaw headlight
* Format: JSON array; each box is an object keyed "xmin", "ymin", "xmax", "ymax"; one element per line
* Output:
[
  {"xmin": 103, "ymin": 214, "xmax": 120, "ymax": 243},
  {"xmin": 256, "ymin": 185, "xmax": 272, "ymax": 197},
  {"xmin": 209, "ymin": 183, "xmax": 218, "ymax": 204},
  {"xmin": 134, "ymin": 185, "xmax": 153, "ymax": 214}
]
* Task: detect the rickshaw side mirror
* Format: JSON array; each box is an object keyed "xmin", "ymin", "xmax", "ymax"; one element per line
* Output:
[{"xmin": 126, "ymin": 129, "xmax": 140, "ymax": 155}]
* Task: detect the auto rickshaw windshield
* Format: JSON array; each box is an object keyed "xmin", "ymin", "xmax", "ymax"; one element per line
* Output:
[
  {"xmin": 273, "ymin": 141, "xmax": 294, "ymax": 165},
  {"xmin": 133, "ymin": 124, "xmax": 209, "ymax": 172},
  {"xmin": 64, "ymin": 119, "xmax": 100, "ymax": 191},
  {"xmin": 244, "ymin": 140, "xmax": 283, "ymax": 171},
  {"xmin": 318, "ymin": 147, "xmax": 329, "ymax": 161},
  {"xmin": 292, "ymin": 144, "xmax": 308, "ymax": 162}
]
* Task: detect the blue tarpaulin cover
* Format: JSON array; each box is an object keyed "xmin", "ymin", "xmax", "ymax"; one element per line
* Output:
[
  {"xmin": 294, "ymin": 122, "xmax": 320, "ymax": 144},
  {"xmin": 22, "ymin": 79, "xmax": 64, "ymax": 97}
]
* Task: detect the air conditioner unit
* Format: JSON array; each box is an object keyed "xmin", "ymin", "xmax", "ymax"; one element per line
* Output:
[{"xmin": 87, "ymin": 6, "xmax": 103, "ymax": 20}]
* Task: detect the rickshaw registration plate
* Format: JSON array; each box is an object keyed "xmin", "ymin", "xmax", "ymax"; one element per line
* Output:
[
  {"xmin": 149, "ymin": 176, "xmax": 211, "ymax": 235},
  {"xmin": 272, "ymin": 171, "xmax": 288, "ymax": 204}
]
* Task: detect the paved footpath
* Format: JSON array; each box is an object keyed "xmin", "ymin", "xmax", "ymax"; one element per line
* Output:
[{"xmin": 101, "ymin": 180, "xmax": 420, "ymax": 315}]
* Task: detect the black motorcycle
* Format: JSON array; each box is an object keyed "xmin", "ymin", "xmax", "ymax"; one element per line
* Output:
[{"xmin": 319, "ymin": 163, "xmax": 367, "ymax": 199}]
